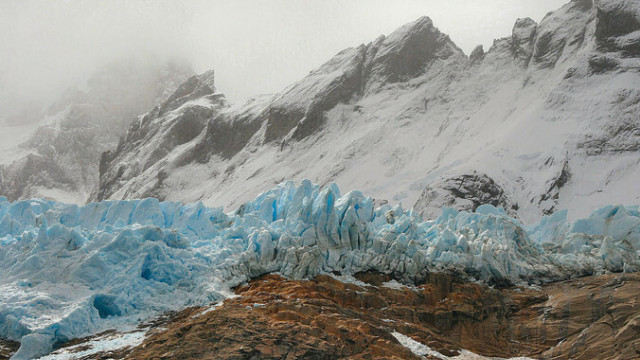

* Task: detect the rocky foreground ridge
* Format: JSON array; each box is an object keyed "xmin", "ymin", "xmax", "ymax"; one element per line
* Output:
[{"xmin": 27, "ymin": 272, "xmax": 640, "ymax": 360}]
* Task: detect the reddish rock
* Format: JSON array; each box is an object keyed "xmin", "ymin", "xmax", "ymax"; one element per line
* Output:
[
  {"xmin": 24, "ymin": 272, "xmax": 640, "ymax": 360},
  {"xmin": 0, "ymin": 339, "xmax": 20, "ymax": 360}
]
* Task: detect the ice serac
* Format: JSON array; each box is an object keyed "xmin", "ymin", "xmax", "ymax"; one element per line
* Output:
[
  {"xmin": 1, "ymin": 182, "xmax": 640, "ymax": 358},
  {"xmin": 93, "ymin": 0, "xmax": 640, "ymax": 224}
]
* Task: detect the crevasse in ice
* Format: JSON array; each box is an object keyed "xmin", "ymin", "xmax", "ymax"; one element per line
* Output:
[{"xmin": 1, "ymin": 180, "xmax": 639, "ymax": 359}]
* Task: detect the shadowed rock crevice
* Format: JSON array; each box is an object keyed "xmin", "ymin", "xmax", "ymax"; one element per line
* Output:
[
  {"xmin": 595, "ymin": 0, "xmax": 640, "ymax": 56},
  {"xmin": 595, "ymin": 0, "xmax": 640, "ymax": 39},
  {"xmin": 539, "ymin": 159, "xmax": 571, "ymax": 215}
]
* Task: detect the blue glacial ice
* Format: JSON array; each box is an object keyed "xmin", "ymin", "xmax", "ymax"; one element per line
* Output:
[{"xmin": 0, "ymin": 180, "xmax": 639, "ymax": 359}]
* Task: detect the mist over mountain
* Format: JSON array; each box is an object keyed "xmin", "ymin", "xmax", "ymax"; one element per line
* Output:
[
  {"xmin": 0, "ymin": 0, "xmax": 567, "ymax": 107},
  {"xmin": 0, "ymin": 57, "xmax": 192, "ymax": 202}
]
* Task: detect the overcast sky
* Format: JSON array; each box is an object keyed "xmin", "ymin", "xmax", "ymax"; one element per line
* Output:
[{"xmin": 1, "ymin": 0, "xmax": 567, "ymax": 105}]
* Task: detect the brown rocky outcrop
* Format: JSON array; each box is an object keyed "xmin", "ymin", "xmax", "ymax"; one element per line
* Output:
[
  {"xmin": 0, "ymin": 339, "xmax": 19, "ymax": 359},
  {"xmin": 22, "ymin": 272, "xmax": 640, "ymax": 360}
]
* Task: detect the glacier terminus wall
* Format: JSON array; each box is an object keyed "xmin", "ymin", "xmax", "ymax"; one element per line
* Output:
[{"xmin": 1, "ymin": 181, "xmax": 639, "ymax": 359}]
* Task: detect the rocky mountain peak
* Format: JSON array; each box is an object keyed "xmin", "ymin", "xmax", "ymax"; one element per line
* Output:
[
  {"xmin": 469, "ymin": 44, "xmax": 485, "ymax": 62},
  {"xmin": 96, "ymin": 70, "xmax": 229, "ymax": 201},
  {"xmin": 511, "ymin": 17, "xmax": 538, "ymax": 63},
  {"xmin": 259, "ymin": 15, "xmax": 466, "ymax": 144},
  {"xmin": 196, "ymin": 69, "xmax": 216, "ymax": 91},
  {"xmin": 512, "ymin": 0, "xmax": 594, "ymax": 69},
  {"xmin": 93, "ymin": 0, "xmax": 640, "ymax": 223},
  {"xmin": 0, "ymin": 58, "xmax": 193, "ymax": 203},
  {"xmin": 366, "ymin": 16, "xmax": 464, "ymax": 87},
  {"xmin": 159, "ymin": 70, "xmax": 220, "ymax": 115}
]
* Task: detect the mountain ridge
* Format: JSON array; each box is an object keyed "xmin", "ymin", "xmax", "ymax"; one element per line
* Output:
[
  {"xmin": 8, "ymin": 0, "xmax": 640, "ymax": 225},
  {"xmin": 0, "ymin": 59, "xmax": 193, "ymax": 203}
]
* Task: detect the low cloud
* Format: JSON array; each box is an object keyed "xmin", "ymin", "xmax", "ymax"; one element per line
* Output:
[{"xmin": 0, "ymin": 0, "xmax": 566, "ymax": 120}]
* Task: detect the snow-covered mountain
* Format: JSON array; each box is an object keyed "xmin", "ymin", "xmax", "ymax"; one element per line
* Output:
[
  {"xmin": 95, "ymin": 70, "xmax": 229, "ymax": 201},
  {"xmin": 0, "ymin": 59, "xmax": 192, "ymax": 203},
  {"xmin": 95, "ymin": 0, "xmax": 640, "ymax": 224},
  {"xmin": 2, "ymin": 2, "xmax": 640, "ymax": 358}
]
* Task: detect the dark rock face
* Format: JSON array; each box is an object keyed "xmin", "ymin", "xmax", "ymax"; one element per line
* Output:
[
  {"xmin": 414, "ymin": 173, "xmax": 519, "ymax": 219},
  {"xmin": 469, "ymin": 44, "xmax": 485, "ymax": 63},
  {"xmin": 0, "ymin": 154, "xmax": 77, "ymax": 200},
  {"xmin": 595, "ymin": 0, "xmax": 640, "ymax": 39},
  {"xmin": 366, "ymin": 17, "xmax": 462, "ymax": 86},
  {"xmin": 0, "ymin": 338, "xmax": 20, "ymax": 360},
  {"xmin": 532, "ymin": 30, "xmax": 567, "ymax": 68},
  {"xmin": 539, "ymin": 159, "xmax": 572, "ymax": 215},
  {"xmin": 148, "ymin": 107, "xmax": 214, "ymax": 166},
  {"xmin": 257, "ymin": 45, "xmax": 366, "ymax": 145},
  {"xmin": 264, "ymin": 106, "xmax": 305, "ymax": 143},
  {"xmin": 199, "ymin": 112, "xmax": 263, "ymax": 160},
  {"xmin": 95, "ymin": 72, "xmax": 227, "ymax": 201},
  {"xmin": 588, "ymin": 54, "xmax": 621, "ymax": 73},
  {"xmin": 290, "ymin": 58, "xmax": 366, "ymax": 141},
  {"xmin": 595, "ymin": 0, "xmax": 640, "ymax": 55},
  {"xmin": 512, "ymin": 18, "xmax": 538, "ymax": 63},
  {"xmin": 263, "ymin": 16, "xmax": 464, "ymax": 144}
]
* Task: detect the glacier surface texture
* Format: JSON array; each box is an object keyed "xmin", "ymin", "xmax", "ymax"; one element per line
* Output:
[{"xmin": 0, "ymin": 181, "xmax": 639, "ymax": 359}]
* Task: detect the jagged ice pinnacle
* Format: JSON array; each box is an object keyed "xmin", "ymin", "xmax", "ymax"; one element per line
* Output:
[{"xmin": 1, "ymin": 180, "xmax": 639, "ymax": 359}]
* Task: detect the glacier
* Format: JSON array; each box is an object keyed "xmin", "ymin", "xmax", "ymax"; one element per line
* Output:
[{"xmin": 0, "ymin": 180, "xmax": 639, "ymax": 359}]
